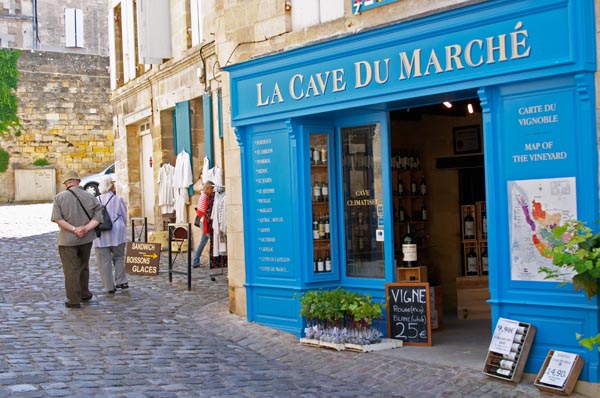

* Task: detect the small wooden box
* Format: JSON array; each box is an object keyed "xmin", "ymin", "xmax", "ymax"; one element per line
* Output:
[
  {"xmin": 456, "ymin": 276, "xmax": 490, "ymax": 320},
  {"xmin": 396, "ymin": 266, "xmax": 428, "ymax": 282},
  {"xmin": 483, "ymin": 322, "xmax": 536, "ymax": 383},
  {"xmin": 430, "ymin": 285, "xmax": 443, "ymax": 330},
  {"xmin": 148, "ymin": 231, "xmax": 168, "ymax": 250},
  {"xmin": 534, "ymin": 350, "xmax": 584, "ymax": 396},
  {"xmin": 461, "ymin": 204, "xmax": 477, "ymax": 241},
  {"xmin": 462, "ymin": 241, "xmax": 480, "ymax": 277}
]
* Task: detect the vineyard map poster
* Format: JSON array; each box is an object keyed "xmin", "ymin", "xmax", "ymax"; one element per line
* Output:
[{"xmin": 508, "ymin": 177, "xmax": 577, "ymax": 282}]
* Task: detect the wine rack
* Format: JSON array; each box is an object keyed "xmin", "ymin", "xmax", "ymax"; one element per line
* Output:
[
  {"xmin": 392, "ymin": 150, "xmax": 428, "ymax": 267},
  {"xmin": 460, "ymin": 202, "xmax": 487, "ymax": 276},
  {"xmin": 310, "ymin": 134, "xmax": 332, "ymax": 274},
  {"xmin": 483, "ymin": 322, "xmax": 536, "ymax": 383}
]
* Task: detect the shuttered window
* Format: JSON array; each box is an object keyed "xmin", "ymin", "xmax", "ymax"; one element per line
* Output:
[
  {"xmin": 137, "ymin": 0, "xmax": 172, "ymax": 64},
  {"xmin": 65, "ymin": 8, "xmax": 84, "ymax": 48},
  {"xmin": 291, "ymin": 0, "xmax": 344, "ymax": 30}
]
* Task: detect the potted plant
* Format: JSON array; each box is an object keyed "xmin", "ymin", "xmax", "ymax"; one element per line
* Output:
[
  {"xmin": 299, "ymin": 287, "xmax": 384, "ymax": 346},
  {"xmin": 541, "ymin": 219, "xmax": 600, "ymax": 351}
]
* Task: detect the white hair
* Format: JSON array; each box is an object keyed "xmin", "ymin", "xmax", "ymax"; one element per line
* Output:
[{"xmin": 99, "ymin": 175, "xmax": 114, "ymax": 194}]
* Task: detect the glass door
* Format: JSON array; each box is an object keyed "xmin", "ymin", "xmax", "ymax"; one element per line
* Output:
[{"xmin": 341, "ymin": 124, "xmax": 385, "ymax": 278}]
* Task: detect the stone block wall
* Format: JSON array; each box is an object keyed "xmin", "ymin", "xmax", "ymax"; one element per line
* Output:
[{"xmin": 0, "ymin": 50, "xmax": 112, "ymax": 203}]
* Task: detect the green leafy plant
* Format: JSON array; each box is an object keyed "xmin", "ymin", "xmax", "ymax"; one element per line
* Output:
[
  {"xmin": 32, "ymin": 158, "xmax": 50, "ymax": 166},
  {"xmin": 541, "ymin": 219, "xmax": 600, "ymax": 351},
  {"xmin": 0, "ymin": 49, "xmax": 23, "ymax": 137},
  {"xmin": 0, "ymin": 148, "xmax": 8, "ymax": 173}
]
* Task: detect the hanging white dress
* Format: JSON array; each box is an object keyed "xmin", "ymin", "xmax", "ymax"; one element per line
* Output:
[
  {"xmin": 157, "ymin": 163, "xmax": 175, "ymax": 214},
  {"xmin": 211, "ymin": 191, "xmax": 227, "ymax": 256},
  {"xmin": 173, "ymin": 150, "xmax": 193, "ymax": 223}
]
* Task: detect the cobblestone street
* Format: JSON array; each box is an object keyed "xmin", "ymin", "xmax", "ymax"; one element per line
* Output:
[{"xmin": 0, "ymin": 203, "xmax": 589, "ymax": 397}]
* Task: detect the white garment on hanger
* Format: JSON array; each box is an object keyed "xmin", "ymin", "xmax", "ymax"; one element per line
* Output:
[
  {"xmin": 201, "ymin": 156, "xmax": 210, "ymax": 184},
  {"xmin": 173, "ymin": 150, "xmax": 193, "ymax": 223},
  {"xmin": 211, "ymin": 191, "xmax": 227, "ymax": 256},
  {"xmin": 205, "ymin": 165, "xmax": 223, "ymax": 187},
  {"xmin": 157, "ymin": 163, "xmax": 175, "ymax": 214}
]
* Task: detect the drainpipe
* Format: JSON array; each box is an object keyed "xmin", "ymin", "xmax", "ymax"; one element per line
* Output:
[{"xmin": 32, "ymin": 0, "xmax": 39, "ymax": 49}]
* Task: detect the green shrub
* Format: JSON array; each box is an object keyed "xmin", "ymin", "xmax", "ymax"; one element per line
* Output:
[{"xmin": 32, "ymin": 158, "xmax": 50, "ymax": 166}]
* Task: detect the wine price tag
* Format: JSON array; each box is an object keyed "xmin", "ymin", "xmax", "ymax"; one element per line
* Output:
[
  {"xmin": 489, "ymin": 317, "xmax": 519, "ymax": 355},
  {"xmin": 539, "ymin": 351, "xmax": 577, "ymax": 387}
]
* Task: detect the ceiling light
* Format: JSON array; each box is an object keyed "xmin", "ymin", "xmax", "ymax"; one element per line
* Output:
[
  {"xmin": 443, "ymin": 101, "xmax": 452, "ymax": 108},
  {"xmin": 467, "ymin": 103, "xmax": 474, "ymax": 114}
]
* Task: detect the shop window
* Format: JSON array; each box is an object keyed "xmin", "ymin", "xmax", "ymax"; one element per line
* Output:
[
  {"xmin": 310, "ymin": 133, "xmax": 333, "ymax": 275},
  {"xmin": 291, "ymin": 0, "xmax": 344, "ymax": 30},
  {"xmin": 137, "ymin": 0, "xmax": 172, "ymax": 64},
  {"xmin": 341, "ymin": 124, "xmax": 385, "ymax": 279},
  {"xmin": 65, "ymin": 8, "xmax": 84, "ymax": 48}
]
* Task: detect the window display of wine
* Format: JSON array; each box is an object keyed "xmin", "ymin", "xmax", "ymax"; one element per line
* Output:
[{"xmin": 310, "ymin": 133, "xmax": 332, "ymax": 274}]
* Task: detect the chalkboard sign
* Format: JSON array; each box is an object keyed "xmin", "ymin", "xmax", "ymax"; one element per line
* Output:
[{"xmin": 386, "ymin": 282, "xmax": 432, "ymax": 346}]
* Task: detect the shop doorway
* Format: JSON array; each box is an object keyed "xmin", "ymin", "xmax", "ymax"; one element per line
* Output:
[
  {"xmin": 140, "ymin": 123, "xmax": 156, "ymax": 225},
  {"xmin": 389, "ymin": 97, "xmax": 488, "ymax": 329}
]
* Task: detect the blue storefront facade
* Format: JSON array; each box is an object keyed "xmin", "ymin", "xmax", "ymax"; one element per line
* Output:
[{"xmin": 226, "ymin": 0, "xmax": 599, "ymax": 384}]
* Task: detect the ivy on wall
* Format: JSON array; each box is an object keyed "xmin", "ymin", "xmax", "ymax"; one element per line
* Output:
[
  {"xmin": 0, "ymin": 148, "xmax": 8, "ymax": 173},
  {"xmin": 0, "ymin": 49, "xmax": 23, "ymax": 138}
]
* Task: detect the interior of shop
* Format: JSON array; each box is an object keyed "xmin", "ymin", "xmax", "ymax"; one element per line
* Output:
[{"xmin": 389, "ymin": 97, "xmax": 491, "ymax": 347}]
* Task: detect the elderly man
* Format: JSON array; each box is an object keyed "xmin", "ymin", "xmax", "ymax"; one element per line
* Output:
[{"xmin": 51, "ymin": 170, "xmax": 103, "ymax": 308}]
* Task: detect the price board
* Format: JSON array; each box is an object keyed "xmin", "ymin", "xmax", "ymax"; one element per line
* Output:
[
  {"xmin": 386, "ymin": 282, "xmax": 431, "ymax": 346},
  {"xmin": 535, "ymin": 350, "xmax": 584, "ymax": 395},
  {"xmin": 125, "ymin": 242, "xmax": 161, "ymax": 275},
  {"xmin": 489, "ymin": 317, "xmax": 520, "ymax": 355}
]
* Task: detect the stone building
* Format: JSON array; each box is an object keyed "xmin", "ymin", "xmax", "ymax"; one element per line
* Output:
[
  {"xmin": 0, "ymin": 0, "xmax": 111, "ymax": 202},
  {"xmin": 111, "ymin": 1, "xmax": 600, "ymax": 393}
]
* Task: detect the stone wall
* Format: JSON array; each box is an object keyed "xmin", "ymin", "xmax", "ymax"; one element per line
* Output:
[{"xmin": 0, "ymin": 50, "xmax": 112, "ymax": 203}]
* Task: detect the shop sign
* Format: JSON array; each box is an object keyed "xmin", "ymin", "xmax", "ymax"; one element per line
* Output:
[{"xmin": 125, "ymin": 242, "xmax": 160, "ymax": 275}]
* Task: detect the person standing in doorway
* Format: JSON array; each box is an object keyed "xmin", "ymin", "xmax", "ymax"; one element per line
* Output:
[
  {"xmin": 93, "ymin": 175, "xmax": 129, "ymax": 293},
  {"xmin": 51, "ymin": 170, "xmax": 103, "ymax": 308},
  {"xmin": 192, "ymin": 181, "xmax": 215, "ymax": 268}
]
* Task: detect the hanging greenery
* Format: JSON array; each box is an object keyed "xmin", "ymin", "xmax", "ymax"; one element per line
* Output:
[
  {"xmin": 0, "ymin": 49, "xmax": 23, "ymax": 138},
  {"xmin": 0, "ymin": 148, "xmax": 8, "ymax": 173}
]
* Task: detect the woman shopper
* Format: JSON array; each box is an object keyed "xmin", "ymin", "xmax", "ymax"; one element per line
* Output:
[
  {"xmin": 192, "ymin": 181, "xmax": 215, "ymax": 268},
  {"xmin": 93, "ymin": 175, "xmax": 129, "ymax": 293}
]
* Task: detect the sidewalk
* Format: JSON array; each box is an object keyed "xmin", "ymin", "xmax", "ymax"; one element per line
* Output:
[{"xmin": 0, "ymin": 203, "xmax": 592, "ymax": 397}]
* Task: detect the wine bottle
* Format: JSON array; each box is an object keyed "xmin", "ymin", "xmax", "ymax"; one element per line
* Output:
[
  {"xmin": 481, "ymin": 247, "xmax": 488, "ymax": 275},
  {"xmin": 482, "ymin": 206, "xmax": 488, "ymax": 240},
  {"xmin": 464, "ymin": 209, "xmax": 475, "ymax": 239},
  {"xmin": 398, "ymin": 179, "xmax": 405, "ymax": 196},
  {"xmin": 318, "ymin": 214, "xmax": 325, "ymax": 239},
  {"xmin": 325, "ymin": 250, "xmax": 331, "ymax": 272},
  {"xmin": 324, "ymin": 213, "xmax": 330, "ymax": 239},
  {"xmin": 410, "ymin": 176, "xmax": 417, "ymax": 196},
  {"xmin": 312, "ymin": 216, "xmax": 319, "ymax": 240},
  {"xmin": 312, "ymin": 145, "xmax": 320, "ymax": 164},
  {"xmin": 496, "ymin": 368, "xmax": 513, "ymax": 377},
  {"xmin": 402, "ymin": 223, "xmax": 417, "ymax": 267},
  {"xmin": 321, "ymin": 177, "xmax": 329, "ymax": 202},
  {"xmin": 466, "ymin": 247, "xmax": 478, "ymax": 276},
  {"xmin": 317, "ymin": 251, "xmax": 324, "ymax": 272},
  {"xmin": 421, "ymin": 203, "xmax": 427, "ymax": 221},
  {"xmin": 419, "ymin": 177, "xmax": 427, "ymax": 196},
  {"xmin": 399, "ymin": 206, "xmax": 406, "ymax": 223},
  {"xmin": 320, "ymin": 145, "xmax": 327, "ymax": 164},
  {"xmin": 313, "ymin": 178, "xmax": 321, "ymax": 202},
  {"xmin": 502, "ymin": 352, "xmax": 518, "ymax": 361}
]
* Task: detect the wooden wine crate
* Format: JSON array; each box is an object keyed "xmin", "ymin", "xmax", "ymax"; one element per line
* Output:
[
  {"xmin": 461, "ymin": 204, "xmax": 477, "ymax": 241},
  {"xmin": 148, "ymin": 231, "xmax": 168, "ymax": 251},
  {"xmin": 456, "ymin": 276, "xmax": 490, "ymax": 320},
  {"xmin": 483, "ymin": 322, "xmax": 536, "ymax": 383},
  {"xmin": 462, "ymin": 241, "xmax": 480, "ymax": 277},
  {"xmin": 534, "ymin": 350, "xmax": 584, "ymax": 396},
  {"xmin": 396, "ymin": 266, "xmax": 428, "ymax": 282},
  {"xmin": 430, "ymin": 285, "xmax": 443, "ymax": 330}
]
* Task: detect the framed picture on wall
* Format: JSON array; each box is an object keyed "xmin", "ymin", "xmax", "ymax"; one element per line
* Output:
[{"xmin": 453, "ymin": 125, "xmax": 481, "ymax": 154}]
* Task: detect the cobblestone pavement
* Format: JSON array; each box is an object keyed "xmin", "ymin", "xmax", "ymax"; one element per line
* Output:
[{"xmin": 0, "ymin": 204, "xmax": 589, "ymax": 397}]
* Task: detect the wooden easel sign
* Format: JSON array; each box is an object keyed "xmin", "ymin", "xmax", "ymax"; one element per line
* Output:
[{"xmin": 386, "ymin": 282, "xmax": 432, "ymax": 346}]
